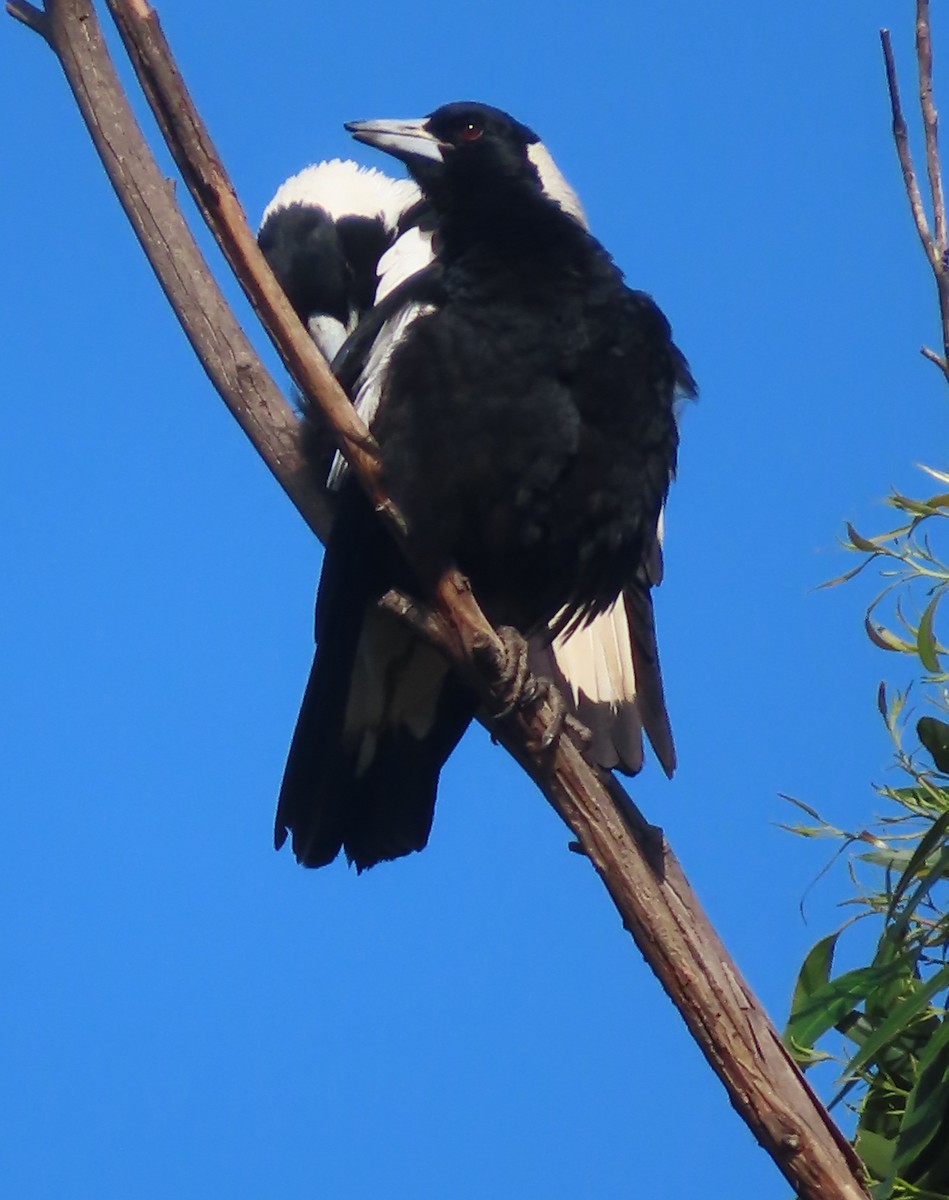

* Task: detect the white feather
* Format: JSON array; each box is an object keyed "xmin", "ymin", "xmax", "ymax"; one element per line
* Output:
[
  {"xmin": 261, "ymin": 159, "xmax": 419, "ymax": 228},
  {"xmin": 306, "ymin": 315, "xmax": 352, "ymax": 363},
  {"xmin": 320, "ymin": 142, "xmax": 586, "ymax": 490},
  {"xmin": 327, "ymin": 299, "xmax": 435, "ymax": 490},
  {"xmin": 548, "ymin": 504, "xmax": 667, "ymax": 707},
  {"xmin": 374, "ymin": 225, "xmax": 435, "ymax": 303},
  {"xmin": 526, "ymin": 143, "xmax": 588, "ymax": 229},
  {"xmin": 326, "ymin": 219, "xmax": 437, "ymax": 489},
  {"xmin": 551, "ymin": 598, "xmax": 636, "ymax": 708}
]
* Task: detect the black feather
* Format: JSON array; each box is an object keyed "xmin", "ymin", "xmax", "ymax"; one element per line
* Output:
[{"xmin": 274, "ymin": 102, "xmax": 692, "ymax": 869}]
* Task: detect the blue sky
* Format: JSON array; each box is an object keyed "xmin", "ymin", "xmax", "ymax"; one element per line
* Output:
[{"xmin": 2, "ymin": 2, "xmax": 946, "ymax": 1196}]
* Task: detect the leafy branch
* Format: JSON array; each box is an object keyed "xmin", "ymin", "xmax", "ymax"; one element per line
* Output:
[{"xmin": 785, "ymin": 6, "xmax": 949, "ymax": 1196}]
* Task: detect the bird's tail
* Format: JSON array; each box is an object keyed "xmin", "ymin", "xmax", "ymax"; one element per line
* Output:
[
  {"xmin": 531, "ymin": 585, "xmax": 675, "ymax": 778},
  {"xmin": 275, "ymin": 601, "xmax": 475, "ymax": 872}
]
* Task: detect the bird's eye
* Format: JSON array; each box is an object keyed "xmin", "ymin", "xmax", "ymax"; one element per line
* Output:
[{"xmin": 458, "ymin": 120, "xmax": 483, "ymax": 143}]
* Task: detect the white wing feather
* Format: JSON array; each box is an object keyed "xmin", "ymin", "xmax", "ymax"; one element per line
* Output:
[{"xmin": 326, "ymin": 223, "xmax": 436, "ymax": 490}]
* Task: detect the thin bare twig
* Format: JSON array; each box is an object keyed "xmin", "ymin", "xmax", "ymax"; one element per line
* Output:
[
  {"xmin": 917, "ymin": 0, "xmax": 947, "ymax": 258},
  {"xmin": 8, "ymin": 3, "xmax": 871, "ymax": 1198},
  {"xmin": 881, "ymin": 27, "xmax": 936, "ymax": 267},
  {"xmin": 882, "ymin": 13, "xmax": 949, "ymax": 378}
]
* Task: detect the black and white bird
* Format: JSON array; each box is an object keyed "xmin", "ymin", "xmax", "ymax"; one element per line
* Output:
[{"xmin": 260, "ymin": 102, "xmax": 694, "ymax": 871}]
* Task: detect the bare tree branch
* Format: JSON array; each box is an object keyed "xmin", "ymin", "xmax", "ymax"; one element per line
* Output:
[
  {"xmin": 7, "ymin": 0, "xmax": 49, "ymax": 36},
  {"xmin": 6, "ymin": 0, "xmax": 335, "ymax": 540},
  {"xmin": 881, "ymin": 28, "xmax": 936, "ymax": 265},
  {"xmin": 101, "ymin": 0, "xmax": 397, "ymax": 523},
  {"xmin": 916, "ymin": 0, "xmax": 946, "ymax": 258},
  {"xmin": 8, "ymin": 2, "xmax": 872, "ymax": 1197},
  {"xmin": 883, "ymin": 11, "xmax": 949, "ymax": 379}
]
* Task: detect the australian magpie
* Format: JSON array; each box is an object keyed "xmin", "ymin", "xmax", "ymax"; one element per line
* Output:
[
  {"xmin": 263, "ymin": 102, "xmax": 695, "ymax": 871},
  {"xmin": 258, "ymin": 159, "xmax": 421, "ymax": 362}
]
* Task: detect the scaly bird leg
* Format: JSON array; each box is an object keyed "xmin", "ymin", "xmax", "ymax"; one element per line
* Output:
[{"xmin": 489, "ymin": 627, "xmax": 593, "ymax": 756}]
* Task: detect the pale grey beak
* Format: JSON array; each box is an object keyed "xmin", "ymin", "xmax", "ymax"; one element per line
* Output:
[{"xmin": 344, "ymin": 117, "xmax": 445, "ymax": 164}]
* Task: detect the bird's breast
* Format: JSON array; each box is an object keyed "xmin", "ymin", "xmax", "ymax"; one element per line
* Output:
[{"xmin": 370, "ymin": 264, "xmax": 675, "ymax": 631}]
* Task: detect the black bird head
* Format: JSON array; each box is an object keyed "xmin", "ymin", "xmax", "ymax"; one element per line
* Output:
[{"xmin": 345, "ymin": 101, "xmax": 586, "ymax": 227}]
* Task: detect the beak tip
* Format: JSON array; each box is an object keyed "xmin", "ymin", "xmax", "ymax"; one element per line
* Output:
[{"xmin": 342, "ymin": 118, "xmax": 444, "ymax": 165}]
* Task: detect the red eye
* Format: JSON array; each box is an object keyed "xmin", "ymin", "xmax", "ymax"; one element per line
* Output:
[{"xmin": 458, "ymin": 120, "xmax": 483, "ymax": 143}]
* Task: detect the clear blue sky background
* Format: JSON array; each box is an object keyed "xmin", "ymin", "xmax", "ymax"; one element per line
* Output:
[{"xmin": 2, "ymin": 2, "xmax": 947, "ymax": 1196}]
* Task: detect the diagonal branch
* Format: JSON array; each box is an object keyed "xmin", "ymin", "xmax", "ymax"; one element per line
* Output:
[
  {"xmin": 100, "ymin": 0, "xmax": 511, "ymax": 677},
  {"xmin": 7, "ymin": 0, "xmax": 334, "ymax": 541},
  {"xmin": 8, "ymin": 2, "xmax": 871, "ymax": 1197},
  {"xmin": 102, "ymin": 0, "xmax": 395, "ymax": 524}
]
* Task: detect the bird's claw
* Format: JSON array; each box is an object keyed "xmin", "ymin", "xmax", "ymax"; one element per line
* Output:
[
  {"xmin": 489, "ymin": 626, "xmax": 536, "ymax": 719},
  {"xmin": 488, "ymin": 627, "xmax": 592, "ymax": 758},
  {"xmin": 533, "ymin": 683, "xmax": 592, "ymax": 756}
]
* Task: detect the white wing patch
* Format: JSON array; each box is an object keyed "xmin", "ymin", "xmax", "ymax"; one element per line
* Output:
[
  {"xmin": 548, "ymin": 505, "xmax": 666, "ymax": 707},
  {"xmin": 327, "ymin": 299, "xmax": 436, "ymax": 490},
  {"xmin": 550, "ymin": 597, "xmax": 636, "ymax": 709},
  {"xmin": 261, "ymin": 159, "xmax": 419, "ymax": 228},
  {"xmin": 326, "ymin": 220, "xmax": 437, "ymax": 490},
  {"xmin": 375, "ymin": 225, "xmax": 435, "ymax": 303}
]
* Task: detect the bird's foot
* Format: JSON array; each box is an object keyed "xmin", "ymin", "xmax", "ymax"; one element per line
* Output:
[
  {"xmin": 488, "ymin": 627, "xmax": 593, "ymax": 758},
  {"xmin": 531, "ymin": 679, "xmax": 593, "ymax": 755},
  {"xmin": 489, "ymin": 626, "xmax": 538, "ymax": 719}
]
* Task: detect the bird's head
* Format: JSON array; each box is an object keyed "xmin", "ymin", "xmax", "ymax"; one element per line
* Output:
[{"xmin": 345, "ymin": 102, "xmax": 586, "ymax": 227}]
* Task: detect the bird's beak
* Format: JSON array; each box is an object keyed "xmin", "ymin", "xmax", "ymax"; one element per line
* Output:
[{"xmin": 345, "ymin": 118, "xmax": 445, "ymax": 164}]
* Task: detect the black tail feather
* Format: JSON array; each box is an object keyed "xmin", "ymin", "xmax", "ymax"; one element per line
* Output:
[{"xmin": 623, "ymin": 585, "xmax": 676, "ymax": 778}]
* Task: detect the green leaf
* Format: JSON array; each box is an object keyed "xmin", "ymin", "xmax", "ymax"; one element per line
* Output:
[
  {"xmin": 818, "ymin": 558, "xmax": 880, "ymax": 589},
  {"xmin": 867, "ymin": 615, "xmax": 916, "ymax": 654},
  {"xmin": 893, "ymin": 1018, "xmax": 949, "ymax": 1186},
  {"xmin": 848, "ymin": 522, "xmax": 887, "ymax": 553},
  {"xmin": 919, "ymin": 464, "xmax": 949, "ymax": 486},
  {"xmin": 918, "ymin": 717, "xmax": 949, "ymax": 773},
  {"xmin": 788, "ymin": 932, "xmax": 838, "ymax": 1021},
  {"xmin": 846, "ymin": 964, "xmax": 949, "ymax": 1078},
  {"xmin": 917, "ymin": 596, "xmax": 943, "ymax": 673},
  {"xmin": 857, "ymin": 849, "xmax": 930, "ymax": 871},
  {"xmin": 855, "ymin": 1126, "xmax": 896, "ymax": 1183},
  {"xmin": 888, "ymin": 686, "xmax": 909, "ymax": 730},
  {"xmin": 883, "ymin": 785, "xmax": 949, "ymax": 806},
  {"xmin": 886, "ymin": 807, "xmax": 949, "ymax": 920},
  {"xmin": 877, "ymin": 842, "xmax": 949, "ymax": 969},
  {"xmin": 889, "ymin": 491, "xmax": 946, "ymax": 516},
  {"xmin": 838, "ymin": 1011, "xmax": 876, "ymax": 1047},
  {"xmin": 784, "ymin": 964, "xmax": 901, "ymax": 1060}
]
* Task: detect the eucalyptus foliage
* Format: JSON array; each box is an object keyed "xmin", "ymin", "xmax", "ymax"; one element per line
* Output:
[{"xmin": 784, "ymin": 472, "xmax": 949, "ymax": 1199}]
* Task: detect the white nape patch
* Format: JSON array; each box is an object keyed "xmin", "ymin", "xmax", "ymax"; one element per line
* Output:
[
  {"xmin": 326, "ymin": 299, "xmax": 435, "ymax": 490},
  {"xmin": 261, "ymin": 159, "xmax": 419, "ymax": 229},
  {"xmin": 550, "ymin": 598, "xmax": 637, "ymax": 709},
  {"xmin": 306, "ymin": 314, "xmax": 351, "ymax": 363},
  {"xmin": 526, "ymin": 143, "xmax": 588, "ymax": 229}
]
